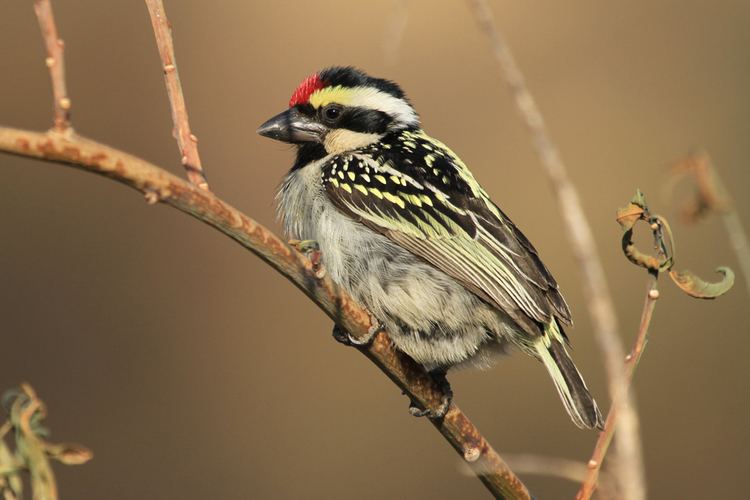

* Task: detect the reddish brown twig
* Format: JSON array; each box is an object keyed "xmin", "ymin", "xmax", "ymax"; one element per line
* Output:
[
  {"xmin": 579, "ymin": 191, "xmax": 733, "ymax": 498},
  {"xmin": 33, "ymin": 0, "xmax": 71, "ymax": 132},
  {"xmin": 144, "ymin": 0, "xmax": 209, "ymax": 190},
  {"xmin": 0, "ymin": 126, "xmax": 530, "ymax": 500},
  {"xmin": 500, "ymin": 454, "xmax": 617, "ymax": 499},
  {"xmin": 467, "ymin": 2, "xmax": 644, "ymax": 498},
  {"xmin": 576, "ymin": 194, "xmax": 664, "ymax": 499},
  {"xmin": 577, "ymin": 274, "xmax": 659, "ymax": 500}
]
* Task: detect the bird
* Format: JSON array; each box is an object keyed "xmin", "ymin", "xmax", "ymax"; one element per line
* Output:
[{"xmin": 257, "ymin": 66, "xmax": 603, "ymax": 429}]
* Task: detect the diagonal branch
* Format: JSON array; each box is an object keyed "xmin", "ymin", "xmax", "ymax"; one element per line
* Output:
[
  {"xmin": 466, "ymin": 1, "xmax": 644, "ymax": 498},
  {"xmin": 0, "ymin": 126, "xmax": 530, "ymax": 500},
  {"xmin": 144, "ymin": 0, "xmax": 209, "ymax": 190},
  {"xmin": 15, "ymin": 1, "xmax": 531, "ymax": 496},
  {"xmin": 33, "ymin": 0, "xmax": 71, "ymax": 132}
]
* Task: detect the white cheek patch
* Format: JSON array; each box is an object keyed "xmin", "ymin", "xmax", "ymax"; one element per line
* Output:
[{"xmin": 324, "ymin": 129, "xmax": 382, "ymax": 155}]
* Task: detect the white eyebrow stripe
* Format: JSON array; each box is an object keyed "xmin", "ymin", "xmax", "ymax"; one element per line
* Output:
[{"xmin": 348, "ymin": 87, "xmax": 419, "ymax": 127}]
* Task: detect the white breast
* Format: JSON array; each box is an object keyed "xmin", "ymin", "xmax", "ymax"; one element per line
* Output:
[
  {"xmin": 276, "ymin": 157, "xmax": 369, "ymax": 287},
  {"xmin": 276, "ymin": 157, "xmax": 329, "ymax": 242},
  {"xmin": 276, "ymin": 157, "xmax": 513, "ymax": 369}
]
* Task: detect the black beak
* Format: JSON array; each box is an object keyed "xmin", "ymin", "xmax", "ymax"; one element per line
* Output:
[{"xmin": 257, "ymin": 108, "xmax": 326, "ymax": 143}]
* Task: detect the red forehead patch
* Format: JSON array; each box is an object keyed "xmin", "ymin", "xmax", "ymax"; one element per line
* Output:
[{"xmin": 288, "ymin": 73, "xmax": 327, "ymax": 108}]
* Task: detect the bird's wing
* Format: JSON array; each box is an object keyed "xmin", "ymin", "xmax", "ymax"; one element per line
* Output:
[{"xmin": 321, "ymin": 129, "xmax": 570, "ymax": 338}]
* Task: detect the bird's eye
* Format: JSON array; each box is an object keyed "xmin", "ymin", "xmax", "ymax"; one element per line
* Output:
[{"xmin": 323, "ymin": 105, "xmax": 342, "ymax": 122}]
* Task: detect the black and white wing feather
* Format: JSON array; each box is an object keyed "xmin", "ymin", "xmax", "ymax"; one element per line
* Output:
[{"xmin": 321, "ymin": 129, "xmax": 570, "ymax": 338}]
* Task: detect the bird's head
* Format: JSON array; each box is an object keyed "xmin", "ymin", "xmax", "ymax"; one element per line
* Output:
[{"xmin": 257, "ymin": 67, "xmax": 419, "ymax": 155}]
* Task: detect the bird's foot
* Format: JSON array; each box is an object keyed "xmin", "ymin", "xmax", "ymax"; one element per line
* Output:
[
  {"xmin": 409, "ymin": 370, "xmax": 453, "ymax": 419},
  {"xmin": 289, "ymin": 239, "xmax": 324, "ymax": 278},
  {"xmin": 331, "ymin": 316, "xmax": 381, "ymax": 347}
]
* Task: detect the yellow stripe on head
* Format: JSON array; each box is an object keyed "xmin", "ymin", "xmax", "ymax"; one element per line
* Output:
[
  {"xmin": 309, "ymin": 86, "xmax": 357, "ymax": 108},
  {"xmin": 309, "ymin": 85, "xmax": 419, "ymax": 128}
]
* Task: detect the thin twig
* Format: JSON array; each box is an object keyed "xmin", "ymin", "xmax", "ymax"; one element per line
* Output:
[
  {"xmin": 466, "ymin": 2, "xmax": 645, "ymax": 498},
  {"xmin": 583, "ymin": 190, "xmax": 734, "ymax": 497},
  {"xmin": 0, "ymin": 126, "xmax": 530, "ymax": 499},
  {"xmin": 144, "ymin": 0, "xmax": 209, "ymax": 190},
  {"xmin": 501, "ymin": 454, "xmax": 617, "ymax": 499},
  {"xmin": 580, "ymin": 192, "xmax": 673, "ymax": 499},
  {"xmin": 33, "ymin": 0, "xmax": 71, "ymax": 132},
  {"xmin": 577, "ymin": 274, "xmax": 659, "ymax": 499}
]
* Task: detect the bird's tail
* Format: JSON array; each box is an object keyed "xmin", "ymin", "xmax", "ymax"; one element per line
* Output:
[{"xmin": 535, "ymin": 324, "xmax": 604, "ymax": 430}]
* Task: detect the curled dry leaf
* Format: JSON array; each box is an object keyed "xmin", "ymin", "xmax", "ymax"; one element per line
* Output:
[
  {"xmin": 615, "ymin": 189, "xmax": 647, "ymax": 232},
  {"xmin": 621, "ymin": 230, "xmax": 664, "ymax": 272},
  {"xmin": 617, "ymin": 190, "xmax": 735, "ymax": 299},
  {"xmin": 617, "ymin": 190, "xmax": 673, "ymax": 272},
  {"xmin": 669, "ymin": 267, "xmax": 735, "ymax": 299},
  {"xmin": 45, "ymin": 442, "xmax": 93, "ymax": 465},
  {"xmin": 615, "ymin": 203, "xmax": 644, "ymax": 232}
]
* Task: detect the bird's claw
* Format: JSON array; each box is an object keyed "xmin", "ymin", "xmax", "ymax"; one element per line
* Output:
[
  {"xmin": 289, "ymin": 239, "xmax": 319, "ymax": 253},
  {"xmin": 408, "ymin": 370, "xmax": 453, "ymax": 419},
  {"xmin": 408, "ymin": 400, "xmax": 450, "ymax": 419},
  {"xmin": 332, "ymin": 321, "xmax": 379, "ymax": 347},
  {"xmin": 289, "ymin": 239, "xmax": 325, "ymax": 278}
]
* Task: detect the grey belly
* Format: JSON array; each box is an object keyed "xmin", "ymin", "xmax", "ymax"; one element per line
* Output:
[{"xmin": 314, "ymin": 205, "xmax": 514, "ymax": 371}]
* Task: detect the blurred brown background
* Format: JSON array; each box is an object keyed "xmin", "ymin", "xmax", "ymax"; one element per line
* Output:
[{"xmin": 1, "ymin": 1, "xmax": 749, "ymax": 498}]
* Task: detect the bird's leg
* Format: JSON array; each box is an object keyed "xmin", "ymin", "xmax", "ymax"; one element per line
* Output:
[
  {"xmin": 409, "ymin": 368, "xmax": 453, "ymax": 419},
  {"xmin": 289, "ymin": 239, "xmax": 324, "ymax": 278},
  {"xmin": 331, "ymin": 315, "xmax": 382, "ymax": 347}
]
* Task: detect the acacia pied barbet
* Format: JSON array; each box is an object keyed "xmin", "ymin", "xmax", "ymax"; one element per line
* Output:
[{"xmin": 258, "ymin": 67, "xmax": 602, "ymax": 429}]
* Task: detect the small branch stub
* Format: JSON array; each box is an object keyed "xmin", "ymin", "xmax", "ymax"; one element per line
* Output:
[
  {"xmin": 144, "ymin": 190, "xmax": 160, "ymax": 205},
  {"xmin": 464, "ymin": 447, "xmax": 481, "ymax": 463}
]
